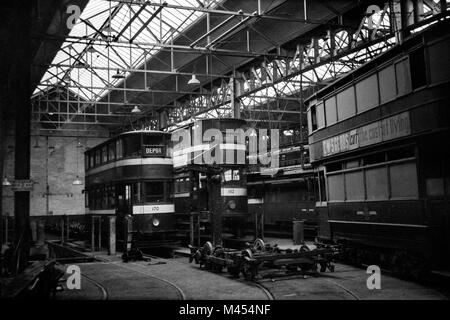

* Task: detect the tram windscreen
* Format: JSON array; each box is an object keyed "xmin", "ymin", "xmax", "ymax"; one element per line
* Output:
[
  {"xmin": 144, "ymin": 182, "xmax": 164, "ymax": 202},
  {"xmin": 123, "ymin": 135, "xmax": 141, "ymax": 157}
]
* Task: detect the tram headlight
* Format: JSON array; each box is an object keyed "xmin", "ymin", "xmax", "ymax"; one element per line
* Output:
[
  {"xmin": 227, "ymin": 200, "xmax": 236, "ymax": 210},
  {"xmin": 152, "ymin": 218, "xmax": 160, "ymax": 227}
]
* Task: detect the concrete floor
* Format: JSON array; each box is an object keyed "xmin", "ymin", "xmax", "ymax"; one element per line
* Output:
[{"xmin": 56, "ymin": 252, "xmax": 448, "ymax": 300}]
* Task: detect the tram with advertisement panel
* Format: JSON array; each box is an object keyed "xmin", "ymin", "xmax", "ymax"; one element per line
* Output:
[
  {"xmin": 84, "ymin": 130, "xmax": 177, "ymax": 251},
  {"xmin": 306, "ymin": 21, "xmax": 450, "ymax": 276},
  {"xmin": 171, "ymin": 118, "xmax": 252, "ymax": 246}
]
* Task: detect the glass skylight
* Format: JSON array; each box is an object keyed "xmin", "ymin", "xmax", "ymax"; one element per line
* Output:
[{"xmin": 33, "ymin": 0, "xmax": 221, "ymax": 101}]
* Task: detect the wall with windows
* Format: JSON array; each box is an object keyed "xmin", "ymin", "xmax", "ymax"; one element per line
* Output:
[{"xmin": 1, "ymin": 123, "xmax": 108, "ymax": 217}]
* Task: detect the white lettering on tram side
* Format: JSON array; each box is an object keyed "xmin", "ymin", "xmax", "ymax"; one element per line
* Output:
[{"xmin": 322, "ymin": 112, "xmax": 411, "ymax": 157}]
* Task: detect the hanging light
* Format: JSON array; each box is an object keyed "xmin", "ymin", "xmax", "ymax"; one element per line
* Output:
[
  {"xmin": 33, "ymin": 139, "xmax": 41, "ymax": 148},
  {"xmin": 86, "ymin": 45, "xmax": 98, "ymax": 53},
  {"xmin": 72, "ymin": 176, "xmax": 83, "ymax": 185},
  {"xmin": 131, "ymin": 105, "xmax": 142, "ymax": 113},
  {"xmin": 112, "ymin": 69, "xmax": 125, "ymax": 79},
  {"xmin": 2, "ymin": 177, "xmax": 12, "ymax": 186},
  {"xmin": 187, "ymin": 74, "xmax": 200, "ymax": 85}
]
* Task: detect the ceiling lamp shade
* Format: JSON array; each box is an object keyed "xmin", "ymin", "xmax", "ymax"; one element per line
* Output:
[
  {"xmin": 72, "ymin": 176, "xmax": 83, "ymax": 185},
  {"xmin": 86, "ymin": 45, "xmax": 98, "ymax": 53},
  {"xmin": 112, "ymin": 69, "xmax": 125, "ymax": 79},
  {"xmin": 2, "ymin": 177, "xmax": 12, "ymax": 186},
  {"xmin": 187, "ymin": 74, "xmax": 200, "ymax": 85},
  {"xmin": 131, "ymin": 105, "xmax": 142, "ymax": 113}
]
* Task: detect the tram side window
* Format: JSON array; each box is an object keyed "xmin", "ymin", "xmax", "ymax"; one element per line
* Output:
[
  {"xmin": 144, "ymin": 182, "xmax": 164, "ymax": 202},
  {"xmin": 95, "ymin": 189, "xmax": 102, "ymax": 209},
  {"xmin": 132, "ymin": 182, "xmax": 141, "ymax": 204},
  {"xmin": 102, "ymin": 186, "xmax": 108, "ymax": 209},
  {"xmin": 318, "ymin": 171, "xmax": 327, "ymax": 202},
  {"xmin": 395, "ymin": 59, "xmax": 412, "ymax": 96},
  {"xmin": 89, "ymin": 152, "xmax": 94, "ymax": 168},
  {"xmin": 310, "ymin": 106, "xmax": 318, "ymax": 131},
  {"xmin": 95, "ymin": 149, "xmax": 101, "ymax": 166},
  {"xmin": 409, "ymin": 48, "xmax": 427, "ymax": 90},
  {"xmin": 116, "ymin": 139, "xmax": 123, "ymax": 159},
  {"xmin": 378, "ymin": 64, "xmax": 396, "ymax": 104},
  {"xmin": 108, "ymin": 142, "xmax": 115, "ymax": 162},
  {"xmin": 107, "ymin": 186, "xmax": 115, "ymax": 209},
  {"xmin": 366, "ymin": 167, "xmax": 389, "ymax": 200},
  {"xmin": 223, "ymin": 170, "xmax": 240, "ymax": 182},
  {"xmin": 123, "ymin": 135, "xmax": 141, "ymax": 158},
  {"xmin": 428, "ymin": 38, "xmax": 450, "ymax": 84},
  {"xmin": 199, "ymin": 174, "xmax": 206, "ymax": 189},
  {"xmin": 88, "ymin": 190, "xmax": 94, "ymax": 209},
  {"xmin": 328, "ymin": 173, "xmax": 345, "ymax": 201},
  {"xmin": 102, "ymin": 146, "xmax": 108, "ymax": 163},
  {"xmin": 390, "ymin": 162, "xmax": 418, "ymax": 198}
]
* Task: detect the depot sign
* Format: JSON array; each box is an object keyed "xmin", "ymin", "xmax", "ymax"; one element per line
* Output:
[{"xmin": 321, "ymin": 112, "xmax": 411, "ymax": 158}]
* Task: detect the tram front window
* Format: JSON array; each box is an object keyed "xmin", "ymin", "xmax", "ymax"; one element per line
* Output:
[
  {"xmin": 144, "ymin": 182, "xmax": 164, "ymax": 203},
  {"xmin": 123, "ymin": 134, "xmax": 141, "ymax": 157},
  {"xmin": 223, "ymin": 169, "xmax": 240, "ymax": 182}
]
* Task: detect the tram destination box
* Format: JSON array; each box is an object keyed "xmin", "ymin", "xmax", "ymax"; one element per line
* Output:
[{"xmin": 142, "ymin": 145, "xmax": 165, "ymax": 157}]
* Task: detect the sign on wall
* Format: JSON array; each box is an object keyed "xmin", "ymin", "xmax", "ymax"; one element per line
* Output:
[
  {"xmin": 322, "ymin": 112, "xmax": 411, "ymax": 157},
  {"xmin": 11, "ymin": 180, "xmax": 34, "ymax": 191}
]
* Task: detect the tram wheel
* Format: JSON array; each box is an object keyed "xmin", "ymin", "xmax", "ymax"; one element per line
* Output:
[{"xmin": 253, "ymin": 238, "xmax": 265, "ymax": 252}]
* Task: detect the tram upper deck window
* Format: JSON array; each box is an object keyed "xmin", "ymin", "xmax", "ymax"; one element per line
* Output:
[
  {"xmin": 108, "ymin": 142, "xmax": 115, "ymax": 162},
  {"xmin": 223, "ymin": 170, "xmax": 240, "ymax": 182},
  {"xmin": 123, "ymin": 134, "xmax": 141, "ymax": 158},
  {"xmin": 89, "ymin": 152, "xmax": 93, "ymax": 168},
  {"xmin": 116, "ymin": 139, "xmax": 123, "ymax": 159},
  {"xmin": 95, "ymin": 149, "xmax": 101, "ymax": 166},
  {"xmin": 143, "ymin": 134, "xmax": 161, "ymax": 145},
  {"xmin": 102, "ymin": 146, "xmax": 107, "ymax": 163},
  {"xmin": 409, "ymin": 48, "xmax": 427, "ymax": 90},
  {"xmin": 310, "ymin": 106, "xmax": 318, "ymax": 131},
  {"xmin": 144, "ymin": 181, "xmax": 164, "ymax": 202}
]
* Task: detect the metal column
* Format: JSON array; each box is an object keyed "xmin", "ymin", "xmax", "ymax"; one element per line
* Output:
[{"xmin": 12, "ymin": 2, "xmax": 32, "ymax": 273}]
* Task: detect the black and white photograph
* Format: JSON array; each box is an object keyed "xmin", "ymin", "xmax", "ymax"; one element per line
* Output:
[{"xmin": 0, "ymin": 0, "xmax": 449, "ymax": 313}]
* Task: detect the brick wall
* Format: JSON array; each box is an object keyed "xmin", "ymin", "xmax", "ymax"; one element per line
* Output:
[{"xmin": 2, "ymin": 123, "xmax": 109, "ymax": 217}]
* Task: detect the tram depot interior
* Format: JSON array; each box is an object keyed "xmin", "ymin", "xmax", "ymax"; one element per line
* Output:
[{"xmin": 0, "ymin": 0, "xmax": 450, "ymax": 301}]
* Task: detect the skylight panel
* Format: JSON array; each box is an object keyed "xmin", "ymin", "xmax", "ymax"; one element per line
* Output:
[{"xmin": 33, "ymin": 0, "xmax": 220, "ymax": 101}]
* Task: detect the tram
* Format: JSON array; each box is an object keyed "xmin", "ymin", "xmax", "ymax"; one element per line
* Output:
[
  {"xmin": 306, "ymin": 20, "xmax": 450, "ymax": 276},
  {"xmin": 84, "ymin": 130, "xmax": 176, "ymax": 251},
  {"xmin": 171, "ymin": 118, "xmax": 251, "ymax": 246}
]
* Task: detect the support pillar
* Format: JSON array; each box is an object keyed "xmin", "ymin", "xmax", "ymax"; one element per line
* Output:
[
  {"xmin": 60, "ymin": 217, "xmax": 65, "ymax": 243},
  {"xmin": 0, "ymin": 87, "xmax": 4, "ymax": 247},
  {"xmin": 158, "ymin": 110, "xmax": 168, "ymax": 130},
  {"xmin": 189, "ymin": 213, "xmax": 194, "ymax": 246},
  {"xmin": 441, "ymin": 0, "xmax": 447, "ymax": 12},
  {"xmin": 91, "ymin": 215, "xmax": 95, "ymax": 252},
  {"xmin": 12, "ymin": 2, "xmax": 32, "ymax": 274},
  {"xmin": 401, "ymin": 0, "xmax": 414, "ymax": 39},
  {"xmin": 108, "ymin": 216, "xmax": 116, "ymax": 255},
  {"xmin": 208, "ymin": 174, "xmax": 222, "ymax": 247},
  {"xmin": 231, "ymin": 74, "xmax": 243, "ymax": 119},
  {"xmin": 413, "ymin": 0, "xmax": 424, "ymax": 24}
]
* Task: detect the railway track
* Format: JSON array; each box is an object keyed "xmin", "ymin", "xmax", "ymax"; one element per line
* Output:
[{"xmin": 81, "ymin": 273, "xmax": 109, "ymax": 300}]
